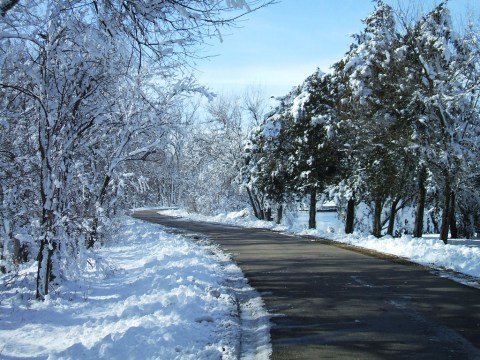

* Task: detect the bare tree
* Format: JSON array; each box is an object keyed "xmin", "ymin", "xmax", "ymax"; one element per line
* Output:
[{"xmin": 243, "ymin": 85, "xmax": 269, "ymax": 127}]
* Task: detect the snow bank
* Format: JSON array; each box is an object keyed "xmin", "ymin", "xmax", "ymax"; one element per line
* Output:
[
  {"xmin": 0, "ymin": 217, "xmax": 271, "ymax": 359},
  {"xmin": 332, "ymin": 233, "xmax": 480, "ymax": 278}
]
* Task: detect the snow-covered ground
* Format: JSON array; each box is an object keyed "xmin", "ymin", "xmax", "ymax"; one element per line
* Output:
[
  {"xmin": 159, "ymin": 208, "xmax": 480, "ymax": 288},
  {"xmin": 0, "ymin": 217, "xmax": 271, "ymax": 360},
  {"xmin": 3, "ymin": 208, "xmax": 479, "ymax": 359}
]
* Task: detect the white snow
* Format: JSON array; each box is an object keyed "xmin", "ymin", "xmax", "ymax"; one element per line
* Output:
[
  {"xmin": 0, "ymin": 217, "xmax": 271, "ymax": 360},
  {"xmin": 291, "ymin": 91, "xmax": 310, "ymax": 121},
  {"xmin": 3, "ymin": 207, "xmax": 479, "ymax": 359},
  {"xmin": 159, "ymin": 209, "xmax": 480, "ymax": 288},
  {"xmin": 261, "ymin": 118, "xmax": 282, "ymax": 138}
]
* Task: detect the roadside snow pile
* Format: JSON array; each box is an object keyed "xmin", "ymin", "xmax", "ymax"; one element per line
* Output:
[
  {"xmin": 0, "ymin": 217, "xmax": 271, "ymax": 360},
  {"xmin": 159, "ymin": 208, "xmax": 480, "ymax": 283},
  {"xmin": 159, "ymin": 208, "xmax": 288, "ymax": 232},
  {"xmin": 332, "ymin": 233, "xmax": 480, "ymax": 278}
]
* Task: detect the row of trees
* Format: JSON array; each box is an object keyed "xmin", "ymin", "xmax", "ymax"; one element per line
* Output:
[
  {"xmin": 242, "ymin": 1, "xmax": 480, "ymax": 242},
  {"xmin": 0, "ymin": 0, "xmax": 271, "ymax": 299}
]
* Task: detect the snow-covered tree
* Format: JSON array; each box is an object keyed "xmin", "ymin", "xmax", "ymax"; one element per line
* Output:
[
  {"xmin": 180, "ymin": 94, "xmax": 248, "ymax": 214},
  {"xmin": 241, "ymin": 70, "xmax": 341, "ymax": 227},
  {"xmin": 331, "ymin": 1, "xmax": 480, "ymax": 239},
  {"xmin": 241, "ymin": 95, "xmax": 292, "ymax": 222},
  {"xmin": 333, "ymin": 0, "xmax": 416, "ymax": 237},
  {"xmin": 400, "ymin": 3, "xmax": 480, "ymax": 242},
  {"xmin": 0, "ymin": 0, "xmax": 273, "ymax": 298},
  {"xmin": 0, "ymin": 83, "xmax": 39, "ymax": 272},
  {"xmin": 0, "ymin": 9, "xmax": 128, "ymax": 296},
  {"xmin": 285, "ymin": 70, "xmax": 340, "ymax": 228}
]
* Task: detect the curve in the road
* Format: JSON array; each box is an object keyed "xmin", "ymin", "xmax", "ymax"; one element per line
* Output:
[{"xmin": 133, "ymin": 210, "xmax": 480, "ymax": 360}]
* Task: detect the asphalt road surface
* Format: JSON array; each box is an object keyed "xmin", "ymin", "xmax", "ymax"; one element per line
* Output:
[{"xmin": 132, "ymin": 210, "xmax": 480, "ymax": 359}]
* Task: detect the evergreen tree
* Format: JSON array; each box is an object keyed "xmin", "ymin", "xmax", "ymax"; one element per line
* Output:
[
  {"xmin": 287, "ymin": 70, "xmax": 340, "ymax": 228},
  {"xmin": 401, "ymin": 3, "xmax": 480, "ymax": 242},
  {"xmin": 242, "ymin": 98, "xmax": 292, "ymax": 221},
  {"xmin": 334, "ymin": 0, "xmax": 414, "ymax": 237}
]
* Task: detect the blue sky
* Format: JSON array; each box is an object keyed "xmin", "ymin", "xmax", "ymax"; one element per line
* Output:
[{"xmin": 195, "ymin": 0, "xmax": 480, "ymax": 98}]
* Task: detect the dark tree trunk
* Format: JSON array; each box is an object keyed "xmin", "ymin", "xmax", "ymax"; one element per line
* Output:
[
  {"xmin": 36, "ymin": 239, "xmax": 45, "ymax": 299},
  {"xmin": 36, "ymin": 238, "xmax": 57, "ymax": 299},
  {"xmin": 276, "ymin": 204, "xmax": 283, "ymax": 225},
  {"xmin": 265, "ymin": 207, "xmax": 273, "ymax": 222},
  {"xmin": 13, "ymin": 237, "xmax": 21, "ymax": 264},
  {"xmin": 309, "ymin": 188, "xmax": 317, "ymax": 229},
  {"xmin": 88, "ymin": 175, "xmax": 112, "ymax": 248},
  {"xmin": 255, "ymin": 196, "xmax": 265, "ymax": 220},
  {"xmin": 345, "ymin": 194, "xmax": 355, "ymax": 234},
  {"xmin": 387, "ymin": 197, "xmax": 400, "ymax": 236},
  {"xmin": 449, "ymin": 191, "xmax": 458, "ymax": 239},
  {"xmin": 413, "ymin": 167, "xmax": 426, "ymax": 238},
  {"xmin": 36, "ymin": 207, "xmax": 56, "ymax": 300},
  {"xmin": 372, "ymin": 198, "xmax": 383, "ymax": 238},
  {"xmin": 439, "ymin": 176, "xmax": 451, "ymax": 244},
  {"xmin": 87, "ymin": 218, "xmax": 99, "ymax": 249},
  {"xmin": 45, "ymin": 240, "xmax": 56, "ymax": 288},
  {"xmin": 459, "ymin": 206, "xmax": 473, "ymax": 239},
  {"xmin": 247, "ymin": 187, "xmax": 265, "ymax": 220},
  {"xmin": 246, "ymin": 187, "xmax": 260, "ymax": 219},
  {"xmin": 430, "ymin": 212, "xmax": 439, "ymax": 234}
]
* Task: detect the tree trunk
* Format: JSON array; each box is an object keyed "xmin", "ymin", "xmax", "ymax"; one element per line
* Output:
[
  {"xmin": 255, "ymin": 194, "xmax": 265, "ymax": 220},
  {"xmin": 345, "ymin": 194, "xmax": 355, "ymax": 234},
  {"xmin": 87, "ymin": 174, "xmax": 111, "ymax": 248},
  {"xmin": 387, "ymin": 197, "xmax": 400, "ymax": 236},
  {"xmin": 36, "ymin": 158, "xmax": 57, "ymax": 300},
  {"xmin": 36, "ymin": 210, "xmax": 57, "ymax": 300},
  {"xmin": 459, "ymin": 207, "xmax": 473, "ymax": 239},
  {"xmin": 413, "ymin": 167, "xmax": 426, "ymax": 238},
  {"xmin": 87, "ymin": 218, "xmax": 99, "ymax": 249},
  {"xmin": 36, "ymin": 239, "xmax": 46, "ymax": 299},
  {"xmin": 309, "ymin": 188, "xmax": 317, "ymax": 229},
  {"xmin": 430, "ymin": 212, "xmax": 439, "ymax": 234},
  {"xmin": 37, "ymin": 118, "xmax": 58, "ymax": 300},
  {"xmin": 265, "ymin": 207, "xmax": 273, "ymax": 222},
  {"xmin": 372, "ymin": 198, "xmax": 383, "ymax": 238},
  {"xmin": 439, "ymin": 176, "xmax": 451, "ymax": 244},
  {"xmin": 247, "ymin": 187, "xmax": 265, "ymax": 220},
  {"xmin": 449, "ymin": 191, "xmax": 458, "ymax": 239},
  {"xmin": 246, "ymin": 187, "xmax": 260, "ymax": 219},
  {"xmin": 13, "ymin": 237, "xmax": 21, "ymax": 264},
  {"xmin": 276, "ymin": 204, "xmax": 283, "ymax": 225}
]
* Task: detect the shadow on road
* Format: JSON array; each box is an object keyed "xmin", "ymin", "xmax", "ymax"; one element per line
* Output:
[{"xmin": 133, "ymin": 210, "xmax": 480, "ymax": 360}]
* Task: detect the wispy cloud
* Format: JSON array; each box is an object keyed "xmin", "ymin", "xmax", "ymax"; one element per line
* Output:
[{"xmin": 197, "ymin": 60, "xmax": 335, "ymax": 96}]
